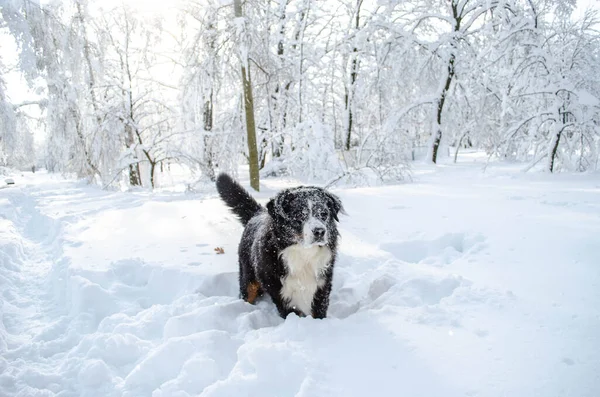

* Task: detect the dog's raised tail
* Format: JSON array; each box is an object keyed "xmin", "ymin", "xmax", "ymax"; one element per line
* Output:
[{"xmin": 216, "ymin": 173, "xmax": 262, "ymax": 226}]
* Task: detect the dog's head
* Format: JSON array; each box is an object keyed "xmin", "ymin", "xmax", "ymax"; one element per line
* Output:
[{"xmin": 267, "ymin": 186, "xmax": 345, "ymax": 247}]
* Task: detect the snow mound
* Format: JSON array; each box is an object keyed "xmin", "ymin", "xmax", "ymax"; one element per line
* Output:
[
  {"xmin": 1, "ymin": 168, "xmax": 599, "ymax": 397},
  {"xmin": 380, "ymin": 232, "xmax": 486, "ymax": 265}
]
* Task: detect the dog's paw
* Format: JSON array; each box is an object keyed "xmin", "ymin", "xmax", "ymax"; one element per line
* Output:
[{"xmin": 288, "ymin": 308, "xmax": 306, "ymax": 318}]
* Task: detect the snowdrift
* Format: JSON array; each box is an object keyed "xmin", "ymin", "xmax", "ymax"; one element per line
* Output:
[{"xmin": 1, "ymin": 164, "xmax": 599, "ymax": 397}]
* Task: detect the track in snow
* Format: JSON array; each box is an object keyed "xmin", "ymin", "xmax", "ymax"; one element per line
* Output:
[{"xmin": 1, "ymin": 164, "xmax": 599, "ymax": 397}]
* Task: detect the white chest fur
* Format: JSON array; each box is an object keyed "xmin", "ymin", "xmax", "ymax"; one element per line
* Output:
[{"xmin": 279, "ymin": 244, "xmax": 332, "ymax": 316}]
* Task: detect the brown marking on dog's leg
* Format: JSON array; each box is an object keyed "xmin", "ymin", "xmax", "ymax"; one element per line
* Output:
[{"xmin": 246, "ymin": 281, "xmax": 261, "ymax": 304}]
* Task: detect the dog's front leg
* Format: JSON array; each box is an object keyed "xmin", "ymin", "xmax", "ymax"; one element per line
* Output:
[
  {"xmin": 312, "ymin": 271, "xmax": 333, "ymax": 319},
  {"xmin": 261, "ymin": 280, "xmax": 302, "ymax": 318},
  {"xmin": 311, "ymin": 286, "xmax": 331, "ymax": 319}
]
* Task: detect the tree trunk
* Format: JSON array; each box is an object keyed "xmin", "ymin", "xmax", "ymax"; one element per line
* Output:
[
  {"xmin": 430, "ymin": 1, "xmax": 460, "ymax": 164},
  {"xmin": 548, "ymin": 130, "xmax": 561, "ymax": 173},
  {"xmin": 204, "ymin": 21, "xmax": 216, "ymax": 133},
  {"xmin": 431, "ymin": 52, "xmax": 455, "ymax": 164},
  {"xmin": 345, "ymin": 0, "xmax": 362, "ymax": 151},
  {"xmin": 120, "ymin": 8, "xmax": 142, "ymax": 187},
  {"xmin": 234, "ymin": 0, "xmax": 260, "ymax": 191},
  {"xmin": 203, "ymin": 134, "xmax": 216, "ymax": 181},
  {"xmin": 149, "ymin": 160, "xmax": 156, "ymax": 188},
  {"xmin": 548, "ymin": 100, "xmax": 569, "ymax": 173},
  {"xmin": 454, "ymin": 131, "xmax": 467, "ymax": 163},
  {"xmin": 203, "ymin": 90, "xmax": 213, "ymax": 131},
  {"xmin": 128, "ymin": 160, "xmax": 141, "ymax": 186},
  {"xmin": 75, "ymin": 0, "xmax": 102, "ymax": 181},
  {"xmin": 297, "ymin": 0, "xmax": 311, "ymax": 124},
  {"xmin": 270, "ymin": 0, "xmax": 296, "ymax": 158},
  {"xmin": 70, "ymin": 107, "xmax": 100, "ymax": 180},
  {"xmin": 125, "ymin": 124, "xmax": 141, "ymax": 186}
]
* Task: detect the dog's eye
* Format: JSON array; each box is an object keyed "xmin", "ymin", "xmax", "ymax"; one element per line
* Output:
[
  {"xmin": 318, "ymin": 210, "xmax": 328, "ymax": 220},
  {"xmin": 290, "ymin": 209, "xmax": 306, "ymax": 223}
]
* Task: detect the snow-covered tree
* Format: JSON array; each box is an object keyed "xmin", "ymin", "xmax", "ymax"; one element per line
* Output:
[{"xmin": 2, "ymin": 0, "xmax": 598, "ymax": 188}]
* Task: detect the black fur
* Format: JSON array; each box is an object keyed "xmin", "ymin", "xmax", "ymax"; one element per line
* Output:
[
  {"xmin": 216, "ymin": 173, "xmax": 344, "ymax": 319},
  {"xmin": 215, "ymin": 174, "xmax": 262, "ymax": 226}
]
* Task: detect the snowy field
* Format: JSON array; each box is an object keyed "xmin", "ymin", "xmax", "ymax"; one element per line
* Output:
[{"xmin": 1, "ymin": 155, "xmax": 599, "ymax": 397}]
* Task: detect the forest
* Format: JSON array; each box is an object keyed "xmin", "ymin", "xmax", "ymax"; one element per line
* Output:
[{"xmin": 1, "ymin": 0, "xmax": 599, "ymax": 189}]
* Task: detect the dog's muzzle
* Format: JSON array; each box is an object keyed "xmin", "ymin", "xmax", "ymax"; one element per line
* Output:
[
  {"xmin": 303, "ymin": 216, "xmax": 328, "ymax": 246},
  {"xmin": 313, "ymin": 227, "xmax": 326, "ymax": 241}
]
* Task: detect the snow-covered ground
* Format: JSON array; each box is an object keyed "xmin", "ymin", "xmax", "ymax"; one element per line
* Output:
[{"xmin": 1, "ymin": 156, "xmax": 599, "ymax": 397}]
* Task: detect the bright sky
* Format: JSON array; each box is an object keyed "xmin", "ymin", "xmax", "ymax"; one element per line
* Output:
[
  {"xmin": 1, "ymin": 32, "xmax": 39, "ymax": 108},
  {"xmin": 574, "ymin": 0, "xmax": 599, "ymax": 17}
]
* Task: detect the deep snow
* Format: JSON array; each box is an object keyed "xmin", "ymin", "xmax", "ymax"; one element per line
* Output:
[{"xmin": 1, "ymin": 156, "xmax": 599, "ymax": 397}]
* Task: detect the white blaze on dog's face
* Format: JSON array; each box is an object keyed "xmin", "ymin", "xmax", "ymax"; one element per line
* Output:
[{"xmin": 302, "ymin": 200, "xmax": 328, "ymax": 247}]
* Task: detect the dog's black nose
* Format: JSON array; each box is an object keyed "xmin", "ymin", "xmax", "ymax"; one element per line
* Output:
[{"xmin": 313, "ymin": 227, "xmax": 326, "ymax": 240}]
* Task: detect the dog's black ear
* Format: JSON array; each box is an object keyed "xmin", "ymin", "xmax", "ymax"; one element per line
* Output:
[
  {"xmin": 266, "ymin": 198, "xmax": 276, "ymax": 218},
  {"xmin": 326, "ymin": 192, "xmax": 346, "ymax": 222}
]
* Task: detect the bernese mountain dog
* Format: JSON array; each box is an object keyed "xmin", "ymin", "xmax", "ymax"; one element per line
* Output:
[{"xmin": 216, "ymin": 173, "xmax": 345, "ymax": 319}]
